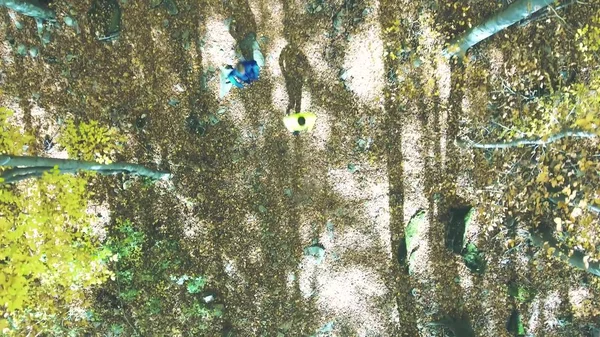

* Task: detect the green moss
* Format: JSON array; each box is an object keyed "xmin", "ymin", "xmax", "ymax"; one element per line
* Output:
[
  {"xmin": 95, "ymin": 220, "xmax": 219, "ymax": 335},
  {"xmin": 405, "ymin": 210, "xmax": 425, "ymax": 248},
  {"xmin": 406, "ymin": 210, "xmax": 426, "ymax": 274},
  {"xmin": 508, "ymin": 283, "xmax": 536, "ymax": 303},
  {"xmin": 463, "ymin": 243, "xmax": 486, "ymax": 274}
]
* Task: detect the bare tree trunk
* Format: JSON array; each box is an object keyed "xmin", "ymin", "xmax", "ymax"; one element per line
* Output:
[
  {"xmin": 530, "ymin": 230, "xmax": 600, "ymax": 277},
  {"xmin": 443, "ymin": 0, "xmax": 556, "ymax": 58},
  {"xmin": 0, "ymin": 0, "xmax": 55, "ymax": 21},
  {"xmin": 0, "ymin": 155, "xmax": 171, "ymax": 183},
  {"xmin": 456, "ymin": 129, "xmax": 596, "ymax": 149}
]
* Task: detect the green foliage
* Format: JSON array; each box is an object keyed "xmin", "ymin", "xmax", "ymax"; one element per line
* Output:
[
  {"xmin": 507, "ymin": 72, "xmax": 600, "ymax": 259},
  {"xmin": 463, "ymin": 243, "xmax": 485, "ymax": 274},
  {"xmin": 507, "ymin": 309, "xmax": 526, "ymax": 337},
  {"xmin": 0, "ymin": 168, "xmax": 112, "ymax": 335},
  {"xmin": 0, "ymin": 107, "xmax": 32, "ymax": 156},
  {"xmin": 93, "ymin": 220, "xmax": 219, "ymax": 336},
  {"xmin": 476, "ymin": 61, "xmax": 600, "ymax": 263},
  {"xmin": 58, "ymin": 119, "xmax": 125, "ymax": 164},
  {"xmin": 496, "ymin": 70, "xmax": 600, "ymax": 142},
  {"xmin": 508, "ymin": 283, "xmax": 536, "ymax": 304},
  {"xmin": 0, "ymin": 108, "xmax": 111, "ymax": 335},
  {"xmin": 577, "ymin": 10, "xmax": 600, "ymax": 56},
  {"xmin": 405, "ymin": 210, "xmax": 425, "ymax": 243},
  {"xmin": 169, "ymin": 274, "xmax": 206, "ymax": 294},
  {"xmin": 186, "ymin": 277, "xmax": 206, "ymax": 294},
  {"xmin": 109, "ymin": 220, "xmax": 145, "ymax": 260},
  {"xmin": 405, "ymin": 210, "xmax": 426, "ymax": 273},
  {"xmin": 446, "ymin": 207, "xmax": 474, "ymax": 254}
]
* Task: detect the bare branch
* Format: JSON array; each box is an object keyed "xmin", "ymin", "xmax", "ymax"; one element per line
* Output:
[
  {"xmin": 0, "ymin": 0, "xmax": 55, "ymax": 21},
  {"xmin": 0, "ymin": 155, "xmax": 171, "ymax": 184},
  {"xmin": 456, "ymin": 129, "xmax": 596, "ymax": 149},
  {"xmin": 443, "ymin": 0, "xmax": 556, "ymax": 58}
]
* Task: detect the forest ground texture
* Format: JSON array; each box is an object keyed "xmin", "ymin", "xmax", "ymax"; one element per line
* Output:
[{"xmin": 1, "ymin": 0, "xmax": 600, "ymax": 336}]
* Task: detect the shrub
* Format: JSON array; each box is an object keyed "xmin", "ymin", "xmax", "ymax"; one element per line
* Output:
[
  {"xmin": 58, "ymin": 120, "xmax": 125, "ymax": 164},
  {"xmin": 0, "ymin": 107, "xmax": 112, "ymax": 335}
]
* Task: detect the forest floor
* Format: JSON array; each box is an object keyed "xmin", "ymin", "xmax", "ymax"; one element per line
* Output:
[{"xmin": 1, "ymin": 0, "xmax": 599, "ymax": 336}]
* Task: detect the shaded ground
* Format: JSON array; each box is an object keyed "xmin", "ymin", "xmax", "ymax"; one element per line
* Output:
[{"xmin": 1, "ymin": 0, "xmax": 600, "ymax": 336}]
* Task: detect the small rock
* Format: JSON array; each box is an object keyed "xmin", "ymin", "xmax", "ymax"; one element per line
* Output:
[
  {"xmin": 42, "ymin": 31, "xmax": 51, "ymax": 44},
  {"xmin": 319, "ymin": 321, "xmax": 334, "ymax": 333},
  {"xmin": 16, "ymin": 44, "xmax": 27, "ymax": 56},
  {"xmin": 208, "ymin": 114, "xmax": 219, "ymax": 125},
  {"xmin": 122, "ymin": 179, "xmax": 133, "ymax": 190},
  {"xmin": 164, "ymin": 0, "xmax": 178, "ymax": 15},
  {"xmin": 29, "ymin": 47, "xmax": 39, "ymax": 58},
  {"xmin": 64, "ymin": 16, "xmax": 76, "ymax": 27}
]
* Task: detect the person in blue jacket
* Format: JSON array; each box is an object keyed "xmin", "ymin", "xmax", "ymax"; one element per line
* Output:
[
  {"xmin": 227, "ymin": 60, "xmax": 260, "ymax": 88},
  {"xmin": 219, "ymin": 0, "xmax": 263, "ymax": 98},
  {"xmin": 220, "ymin": 59, "xmax": 260, "ymax": 98}
]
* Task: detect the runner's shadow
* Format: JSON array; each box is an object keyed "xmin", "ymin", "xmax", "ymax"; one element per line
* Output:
[{"xmin": 279, "ymin": 44, "xmax": 309, "ymax": 114}]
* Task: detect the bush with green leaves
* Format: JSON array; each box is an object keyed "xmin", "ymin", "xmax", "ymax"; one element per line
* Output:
[
  {"xmin": 0, "ymin": 108, "xmax": 32, "ymax": 156},
  {"xmin": 58, "ymin": 119, "xmax": 125, "ymax": 164},
  {"xmin": 90, "ymin": 220, "xmax": 221, "ymax": 336},
  {"xmin": 0, "ymin": 107, "xmax": 112, "ymax": 336}
]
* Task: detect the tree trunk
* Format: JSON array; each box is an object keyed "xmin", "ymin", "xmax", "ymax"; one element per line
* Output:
[
  {"xmin": 443, "ymin": 0, "xmax": 556, "ymax": 58},
  {"xmin": 0, "ymin": 155, "xmax": 171, "ymax": 183},
  {"xmin": 530, "ymin": 230, "xmax": 600, "ymax": 277},
  {"xmin": 0, "ymin": 0, "xmax": 55, "ymax": 21},
  {"xmin": 456, "ymin": 129, "xmax": 596, "ymax": 149}
]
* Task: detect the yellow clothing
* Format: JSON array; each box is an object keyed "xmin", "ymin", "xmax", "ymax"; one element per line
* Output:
[{"xmin": 283, "ymin": 112, "xmax": 316, "ymax": 133}]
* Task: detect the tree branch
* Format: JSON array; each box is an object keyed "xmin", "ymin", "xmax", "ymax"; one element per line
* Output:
[
  {"xmin": 530, "ymin": 230, "xmax": 600, "ymax": 277},
  {"xmin": 0, "ymin": 155, "xmax": 171, "ymax": 184},
  {"xmin": 549, "ymin": 196, "xmax": 600, "ymax": 215},
  {"xmin": 0, "ymin": 167, "xmax": 128, "ymax": 184},
  {"xmin": 456, "ymin": 129, "xmax": 596, "ymax": 149},
  {"xmin": 443, "ymin": 0, "xmax": 556, "ymax": 58},
  {"xmin": 0, "ymin": 0, "xmax": 55, "ymax": 21}
]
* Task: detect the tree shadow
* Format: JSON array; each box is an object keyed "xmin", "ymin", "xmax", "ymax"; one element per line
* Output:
[{"xmin": 223, "ymin": 0, "xmax": 257, "ymax": 61}]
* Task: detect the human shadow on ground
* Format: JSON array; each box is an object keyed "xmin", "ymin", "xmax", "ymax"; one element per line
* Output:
[{"xmin": 280, "ymin": 44, "xmax": 309, "ymax": 114}]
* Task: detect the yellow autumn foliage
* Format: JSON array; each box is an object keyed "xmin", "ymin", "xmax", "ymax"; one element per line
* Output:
[
  {"xmin": 0, "ymin": 108, "xmax": 112, "ymax": 335},
  {"xmin": 58, "ymin": 119, "xmax": 125, "ymax": 164}
]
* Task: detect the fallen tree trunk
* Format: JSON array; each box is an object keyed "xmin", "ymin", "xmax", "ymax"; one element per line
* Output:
[
  {"xmin": 443, "ymin": 0, "xmax": 556, "ymax": 58},
  {"xmin": 0, "ymin": 155, "xmax": 171, "ymax": 183},
  {"xmin": 0, "ymin": 0, "xmax": 55, "ymax": 21},
  {"xmin": 549, "ymin": 196, "xmax": 600, "ymax": 215},
  {"xmin": 456, "ymin": 129, "xmax": 596, "ymax": 149},
  {"xmin": 530, "ymin": 230, "xmax": 600, "ymax": 277}
]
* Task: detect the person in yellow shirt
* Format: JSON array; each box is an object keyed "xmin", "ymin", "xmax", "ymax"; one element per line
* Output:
[{"xmin": 283, "ymin": 112, "xmax": 316, "ymax": 135}]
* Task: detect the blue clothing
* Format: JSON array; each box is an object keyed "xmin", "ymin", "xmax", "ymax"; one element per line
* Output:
[{"xmin": 227, "ymin": 60, "xmax": 260, "ymax": 88}]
